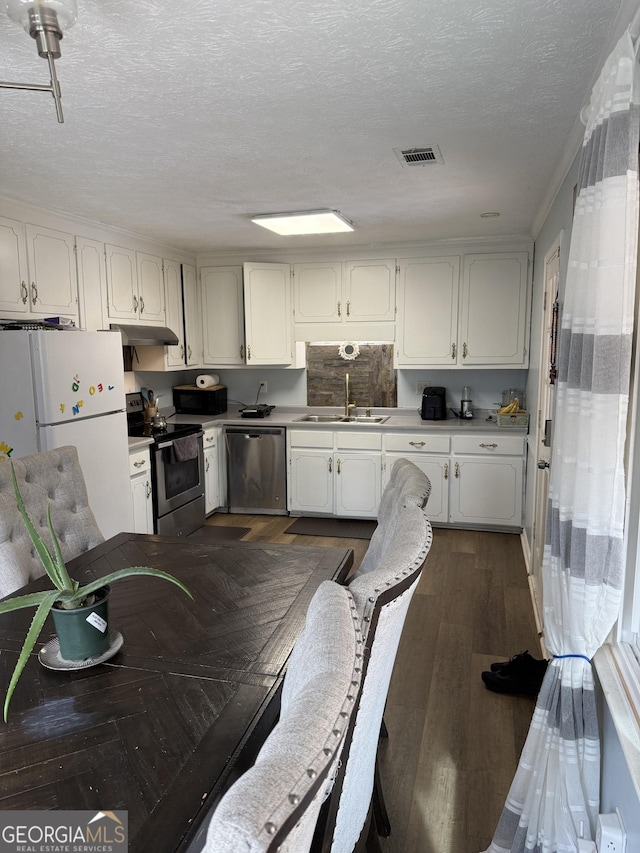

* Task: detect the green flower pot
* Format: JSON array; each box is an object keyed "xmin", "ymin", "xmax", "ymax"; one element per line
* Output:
[{"xmin": 51, "ymin": 585, "xmax": 111, "ymax": 661}]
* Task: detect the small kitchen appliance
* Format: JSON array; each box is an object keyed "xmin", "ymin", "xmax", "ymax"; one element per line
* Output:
[
  {"xmin": 460, "ymin": 386, "xmax": 473, "ymax": 419},
  {"xmin": 420, "ymin": 387, "xmax": 447, "ymax": 420},
  {"xmin": 172, "ymin": 384, "xmax": 227, "ymax": 416}
]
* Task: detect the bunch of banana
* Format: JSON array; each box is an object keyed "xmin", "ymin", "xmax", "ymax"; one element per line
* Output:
[{"xmin": 498, "ymin": 398, "xmax": 520, "ymax": 414}]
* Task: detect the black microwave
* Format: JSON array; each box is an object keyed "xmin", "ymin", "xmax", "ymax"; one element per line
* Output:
[{"xmin": 173, "ymin": 384, "xmax": 228, "ymax": 415}]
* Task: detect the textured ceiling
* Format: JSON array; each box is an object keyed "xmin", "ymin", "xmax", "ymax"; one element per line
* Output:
[{"xmin": 0, "ymin": 0, "xmax": 627, "ymax": 254}]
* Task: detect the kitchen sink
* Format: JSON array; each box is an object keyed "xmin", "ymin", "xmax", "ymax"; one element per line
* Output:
[
  {"xmin": 339, "ymin": 416, "xmax": 389, "ymax": 424},
  {"xmin": 294, "ymin": 415, "xmax": 344, "ymax": 422},
  {"xmin": 294, "ymin": 414, "xmax": 389, "ymax": 424}
]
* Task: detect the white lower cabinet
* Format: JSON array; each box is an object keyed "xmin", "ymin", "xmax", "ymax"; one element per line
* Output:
[
  {"xmin": 288, "ymin": 430, "xmax": 382, "ymax": 519},
  {"xmin": 448, "ymin": 435, "xmax": 524, "ymax": 527},
  {"xmin": 129, "ymin": 447, "xmax": 153, "ymax": 534},
  {"xmin": 383, "ymin": 431, "xmax": 524, "ymax": 529},
  {"xmin": 203, "ymin": 427, "xmax": 221, "ymax": 514},
  {"xmin": 383, "ymin": 433, "xmax": 451, "ymax": 524}
]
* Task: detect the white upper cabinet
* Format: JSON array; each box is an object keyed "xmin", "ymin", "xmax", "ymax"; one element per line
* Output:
[
  {"xmin": 293, "ymin": 259, "xmax": 396, "ymax": 330},
  {"xmin": 396, "ymin": 256, "xmax": 460, "ymax": 365},
  {"xmin": 105, "ymin": 246, "xmax": 165, "ymax": 323},
  {"xmin": 201, "ymin": 266, "xmax": 245, "ymax": 365},
  {"xmin": 343, "ymin": 259, "xmax": 396, "ymax": 322},
  {"xmin": 0, "ymin": 215, "xmax": 29, "ymax": 315},
  {"xmin": 459, "ymin": 252, "xmax": 529, "ymax": 365},
  {"xmin": 24, "ymin": 224, "xmax": 78, "ymax": 318},
  {"xmin": 182, "ymin": 263, "xmax": 203, "ymax": 366},
  {"xmin": 163, "ymin": 258, "xmax": 185, "ymax": 367},
  {"xmin": 396, "ymin": 250, "xmax": 530, "ymax": 368},
  {"xmin": 76, "ymin": 236, "xmax": 107, "ymax": 331},
  {"xmin": 293, "ymin": 261, "xmax": 342, "ymax": 323},
  {"xmin": 243, "ymin": 262, "xmax": 293, "ymax": 365},
  {"xmin": 136, "ymin": 252, "xmax": 165, "ymax": 322}
]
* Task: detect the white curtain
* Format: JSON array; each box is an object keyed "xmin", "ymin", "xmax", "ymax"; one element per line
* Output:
[{"xmin": 485, "ymin": 30, "xmax": 640, "ymax": 853}]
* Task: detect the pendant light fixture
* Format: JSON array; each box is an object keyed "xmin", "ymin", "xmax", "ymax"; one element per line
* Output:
[{"xmin": 0, "ymin": 0, "xmax": 78, "ymax": 123}]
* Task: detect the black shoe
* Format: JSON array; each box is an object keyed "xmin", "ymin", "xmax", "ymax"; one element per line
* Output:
[
  {"xmin": 490, "ymin": 650, "xmax": 542, "ymax": 673},
  {"xmin": 482, "ymin": 655, "xmax": 548, "ymax": 696}
]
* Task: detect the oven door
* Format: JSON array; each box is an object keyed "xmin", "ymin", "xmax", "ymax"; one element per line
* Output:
[{"xmin": 153, "ymin": 432, "xmax": 204, "ymax": 519}]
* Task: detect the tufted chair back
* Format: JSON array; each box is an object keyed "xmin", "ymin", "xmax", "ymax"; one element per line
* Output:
[
  {"xmin": 203, "ymin": 580, "xmax": 363, "ymax": 853},
  {"xmin": 315, "ymin": 460, "xmax": 433, "ymax": 852},
  {"xmin": 0, "ymin": 446, "xmax": 104, "ymax": 599}
]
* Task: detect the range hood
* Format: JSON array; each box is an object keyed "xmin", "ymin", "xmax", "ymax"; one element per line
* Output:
[{"xmin": 110, "ymin": 324, "xmax": 179, "ymax": 346}]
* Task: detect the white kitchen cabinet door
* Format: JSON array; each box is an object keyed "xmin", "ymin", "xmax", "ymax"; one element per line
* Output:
[
  {"xmin": 0, "ymin": 216, "xmax": 29, "ymax": 315},
  {"xmin": 243, "ymin": 262, "xmax": 292, "ymax": 365},
  {"xmin": 182, "ymin": 263, "xmax": 203, "ymax": 366},
  {"xmin": 76, "ymin": 237, "xmax": 106, "ymax": 331},
  {"xmin": 289, "ymin": 449, "xmax": 334, "ymax": 514},
  {"xmin": 459, "ymin": 252, "xmax": 529, "ymax": 366},
  {"xmin": 136, "ymin": 252, "xmax": 165, "ymax": 322},
  {"xmin": 131, "ymin": 474, "xmax": 153, "ymax": 533},
  {"xmin": 293, "ymin": 262, "xmax": 342, "ymax": 323},
  {"xmin": 343, "ymin": 259, "xmax": 396, "ymax": 323},
  {"xmin": 334, "ymin": 452, "xmax": 381, "ymax": 518},
  {"xmin": 204, "ymin": 427, "xmax": 220, "ymax": 514},
  {"xmin": 105, "ymin": 244, "xmax": 138, "ymax": 319},
  {"xmin": 396, "ymin": 257, "xmax": 460, "ymax": 365},
  {"xmin": 383, "ymin": 453, "xmax": 449, "ymax": 524},
  {"xmin": 201, "ymin": 266, "xmax": 245, "ymax": 365},
  {"xmin": 449, "ymin": 456, "xmax": 523, "ymax": 528},
  {"xmin": 25, "ymin": 224, "xmax": 78, "ymax": 319},
  {"xmin": 164, "ymin": 258, "xmax": 185, "ymax": 367}
]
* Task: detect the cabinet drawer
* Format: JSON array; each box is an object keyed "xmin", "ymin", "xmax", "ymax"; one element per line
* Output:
[
  {"xmin": 335, "ymin": 431, "xmax": 382, "ymax": 450},
  {"xmin": 384, "ymin": 433, "xmax": 450, "ymax": 454},
  {"xmin": 451, "ymin": 435, "xmax": 524, "ymax": 456},
  {"xmin": 203, "ymin": 428, "xmax": 218, "ymax": 446},
  {"xmin": 288, "ymin": 429, "xmax": 334, "ymax": 449},
  {"xmin": 129, "ymin": 449, "xmax": 150, "ymax": 475}
]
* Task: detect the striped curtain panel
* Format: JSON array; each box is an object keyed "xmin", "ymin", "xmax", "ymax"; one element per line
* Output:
[{"xmin": 484, "ymin": 32, "xmax": 640, "ymax": 853}]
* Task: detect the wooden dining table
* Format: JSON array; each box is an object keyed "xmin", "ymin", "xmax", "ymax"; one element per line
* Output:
[{"xmin": 0, "ymin": 532, "xmax": 353, "ymax": 852}]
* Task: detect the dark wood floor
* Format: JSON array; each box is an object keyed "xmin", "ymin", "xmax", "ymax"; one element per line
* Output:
[{"xmin": 204, "ymin": 514, "xmax": 542, "ymax": 853}]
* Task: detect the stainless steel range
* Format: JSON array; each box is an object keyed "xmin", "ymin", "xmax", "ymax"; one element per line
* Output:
[{"xmin": 126, "ymin": 393, "xmax": 205, "ymax": 536}]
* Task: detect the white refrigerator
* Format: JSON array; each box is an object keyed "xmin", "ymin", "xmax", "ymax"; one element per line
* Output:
[{"xmin": 0, "ymin": 330, "xmax": 133, "ymax": 538}]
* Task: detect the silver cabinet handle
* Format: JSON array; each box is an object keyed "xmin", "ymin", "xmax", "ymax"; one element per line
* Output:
[
  {"xmin": 240, "ymin": 344, "xmax": 244, "ymax": 359},
  {"xmin": 346, "ymin": 300, "xmax": 351, "ymax": 316},
  {"xmin": 188, "ymin": 345, "xmax": 192, "ymax": 360},
  {"xmin": 451, "ymin": 342, "xmax": 456, "ymax": 360},
  {"xmin": 133, "ymin": 295, "xmax": 139, "ymax": 313},
  {"xmin": 146, "ymin": 481, "xmax": 152, "ymax": 498},
  {"xmin": 328, "ymin": 457, "xmax": 332, "ymax": 473},
  {"xmin": 455, "ymin": 462, "xmax": 460, "ymax": 478},
  {"xmin": 479, "ymin": 443, "xmax": 498, "ymax": 449},
  {"xmin": 21, "ymin": 281, "xmax": 28, "ymax": 304},
  {"xmin": 247, "ymin": 344, "xmax": 251, "ymax": 361},
  {"xmin": 409, "ymin": 441, "xmax": 426, "ymax": 448},
  {"xmin": 139, "ymin": 296, "xmax": 145, "ymax": 314},
  {"xmin": 205, "ymin": 457, "xmax": 210, "ymax": 472},
  {"xmin": 336, "ymin": 458, "xmax": 341, "ymax": 474},
  {"xmin": 337, "ymin": 300, "xmax": 341, "ymax": 317},
  {"xmin": 31, "ymin": 281, "xmax": 38, "ymax": 304},
  {"xmin": 444, "ymin": 463, "xmax": 448, "ymax": 480},
  {"xmin": 205, "ymin": 435, "xmax": 215, "ymax": 443},
  {"xmin": 180, "ymin": 345, "xmax": 184, "ymax": 358},
  {"xmin": 462, "ymin": 342, "xmax": 468, "ymax": 359},
  {"xmin": 133, "ymin": 459, "xmax": 145, "ymax": 468}
]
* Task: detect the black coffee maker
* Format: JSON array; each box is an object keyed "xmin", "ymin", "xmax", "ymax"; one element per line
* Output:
[{"xmin": 421, "ymin": 386, "xmax": 447, "ymax": 420}]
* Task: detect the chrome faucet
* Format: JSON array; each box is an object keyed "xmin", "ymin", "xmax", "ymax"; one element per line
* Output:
[{"xmin": 344, "ymin": 372, "xmax": 356, "ymax": 417}]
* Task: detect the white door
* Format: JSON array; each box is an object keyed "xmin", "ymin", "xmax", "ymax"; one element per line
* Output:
[
  {"xmin": 201, "ymin": 266, "xmax": 245, "ymax": 364},
  {"xmin": 396, "ymin": 257, "xmax": 460, "ymax": 365},
  {"xmin": 182, "ymin": 263, "xmax": 203, "ymax": 366},
  {"xmin": 293, "ymin": 262, "xmax": 342, "ymax": 322},
  {"xmin": 530, "ymin": 236, "xmax": 561, "ymax": 626},
  {"xmin": 136, "ymin": 252, "xmax": 165, "ymax": 322},
  {"xmin": 0, "ymin": 216, "xmax": 29, "ymax": 315},
  {"xmin": 164, "ymin": 259, "xmax": 185, "ymax": 367},
  {"xmin": 335, "ymin": 453, "xmax": 381, "ymax": 518},
  {"xmin": 243, "ymin": 262, "xmax": 292, "ymax": 365},
  {"xmin": 343, "ymin": 259, "xmax": 396, "ymax": 322},
  {"xmin": 384, "ymin": 453, "xmax": 449, "ymax": 524},
  {"xmin": 39, "ymin": 410, "xmax": 133, "ymax": 539},
  {"xmin": 289, "ymin": 449, "xmax": 334, "ymax": 514},
  {"xmin": 449, "ymin": 456, "xmax": 523, "ymax": 527},
  {"xmin": 30, "ymin": 330, "xmax": 126, "ymax": 425},
  {"xmin": 25, "ymin": 224, "xmax": 78, "ymax": 318},
  {"xmin": 105, "ymin": 244, "xmax": 138, "ymax": 319}
]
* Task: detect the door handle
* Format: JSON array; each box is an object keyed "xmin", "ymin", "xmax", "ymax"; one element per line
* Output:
[
  {"xmin": 455, "ymin": 462, "xmax": 460, "ymax": 478},
  {"xmin": 451, "ymin": 342, "xmax": 456, "ymax": 360},
  {"xmin": 537, "ymin": 460, "xmax": 550, "ymax": 469},
  {"xmin": 31, "ymin": 281, "xmax": 38, "ymax": 304},
  {"xmin": 444, "ymin": 463, "xmax": 448, "ymax": 480},
  {"xmin": 21, "ymin": 281, "xmax": 28, "ymax": 304}
]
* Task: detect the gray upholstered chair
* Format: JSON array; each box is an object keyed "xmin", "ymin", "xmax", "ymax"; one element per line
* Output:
[
  {"xmin": 203, "ymin": 580, "xmax": 364, "ymax": 853},
  {"xmin": 314, "ymin": 459, "xmax": 433, "ymax": 853},
  {"xmin": 0, "ymin": 446, "xmax": 104, "ymax": 598}
]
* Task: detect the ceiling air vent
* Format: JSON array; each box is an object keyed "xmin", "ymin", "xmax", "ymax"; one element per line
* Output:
[{"xmin": 393, "ymin": 145, "xmax": 444, "ymax": 167}]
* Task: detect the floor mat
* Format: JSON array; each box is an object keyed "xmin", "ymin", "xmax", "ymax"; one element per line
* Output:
[
  {"xmin": 186, "ymin": 525, "xmax": 250, "ymax": 542},
  {"xmin": 285, "ymin": 517, "xmax": 377, "ymax": 539}
]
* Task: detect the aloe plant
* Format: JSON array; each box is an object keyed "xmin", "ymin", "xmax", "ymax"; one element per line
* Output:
[{"xmin": 1, "ymin": 464, "xmax": 193, "ymax": 721}]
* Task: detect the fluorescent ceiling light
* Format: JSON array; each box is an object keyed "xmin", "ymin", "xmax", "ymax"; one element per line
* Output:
[{"xmin": 251, "ymin": 209, "xmax": 354, "ymax": 235}]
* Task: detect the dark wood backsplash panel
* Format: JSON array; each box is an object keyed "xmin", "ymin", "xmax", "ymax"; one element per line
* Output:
[{"xmin": 306, "ymin": 343, "xmax": 397, "ymax": 408}]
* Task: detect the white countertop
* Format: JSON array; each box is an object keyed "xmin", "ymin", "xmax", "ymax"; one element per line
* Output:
[{"xmin": 164, "ymin": 406, "xmax": 528, "ymax": 435}]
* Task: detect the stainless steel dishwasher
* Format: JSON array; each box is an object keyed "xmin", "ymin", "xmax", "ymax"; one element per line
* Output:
[{"xmin": 225, "ymin": 426, "xmax": 287, "ymax": 514}]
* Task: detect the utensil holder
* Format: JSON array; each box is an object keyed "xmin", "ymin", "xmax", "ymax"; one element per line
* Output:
[{"xmin": 143, "ymin": 405, "xmax": 158, "ymax": 423}]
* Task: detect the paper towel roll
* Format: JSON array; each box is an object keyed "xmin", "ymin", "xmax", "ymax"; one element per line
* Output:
[{"xmin": 196, "ymin": 374, "xmax": 219, "ymax": 388}]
